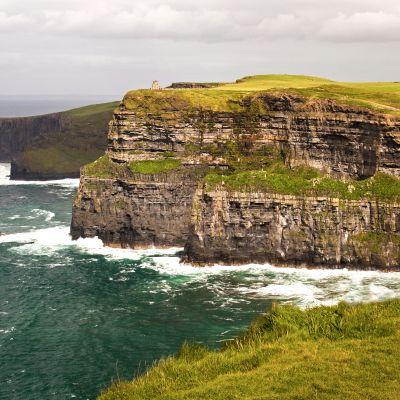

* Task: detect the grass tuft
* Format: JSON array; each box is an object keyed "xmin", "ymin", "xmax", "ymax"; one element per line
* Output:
[
  {"xmin": 98, "ymin": 300, "xmax": 400, "ymax": 400},
  {"xmin": 204, "ymin": 163, "xmax": 400, "ymax": 202}
]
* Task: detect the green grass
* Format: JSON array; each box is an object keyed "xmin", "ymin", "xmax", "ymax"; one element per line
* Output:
[
  {"xmin": 123, "ymin": 89, "xmax": 245, "ymax": 113},
  {"xmin": 99, "ymin": 300, "xmax": 400, "ymax": 400},
  {"xmin": 83, "ymin": 155, "xmax": 126, "ymax": 178},
  {"xmin": 21, "ymin": 145, "xmax": 101, "ymax": 175},
  {"xmin": 220, "ymin": 74, "xmax": 335, "ymax": 91},
  {"xmin": 351, "ymin": 232, "xmax": 400, "ymax": 255},
  {"xmin": 66, "ymin": 101, "xmax": 120, "ymax": 118},
  {"xmin": 204, "ymin": 163, "xmax": 400, "ymax": 202},
  {"xmin": 84, "ymin": 157, "xmax": 182, "ymax": 178},
  {"xmin": 129, "ymin": 159, "xmax": 181, "ymax": 174},
  {"xmin": 123, "ymin": 75, "xmax": 400, "ymax": 115}
]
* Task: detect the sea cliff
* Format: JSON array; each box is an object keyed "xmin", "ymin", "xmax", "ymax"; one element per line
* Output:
[
  {"xmin": 71, "ymin": 75, "xmax": 400, "ymax": 269},
  {"xmin": 0, "ymin": 102, "xmax": 118, "ymax": 180}
]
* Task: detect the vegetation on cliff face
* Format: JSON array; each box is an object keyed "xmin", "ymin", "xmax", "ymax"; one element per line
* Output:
[
  {"xmin": 204, "ymin": 163, "xmax": 400, "ymax": 202},
  {"xmin": 14, "ymin": 101, "xmax": 118, "ymax": 177},
  {"xmin": 99, "ymin": 300, "xmax": 400, "ymax": 400},
  {"xmin": 83, "ymin": 155, "xmax": 126, "ymax": 179},
  {"xmin": 129, "ymin": 159, "xmax": 181, "ymax": 174},
  {"xmin": 123, "ymin": 75, "xmax": 400, "ymax": 115},
  {"xmin": 351, "ymin": 232, "xmax": 400, "ymax": 258},
  {"xmin": 84, "ymin": 156, "xmax": 183, "ymax": 178}
]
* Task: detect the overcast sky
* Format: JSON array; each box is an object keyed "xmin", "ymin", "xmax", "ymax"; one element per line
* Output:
[{"xmin": 0, "ymin": 0, "xmax": 399, "ymax": 96}]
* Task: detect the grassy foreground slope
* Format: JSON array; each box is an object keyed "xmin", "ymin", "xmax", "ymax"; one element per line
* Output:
[
  {"xmin": 100, "ymin": 300, "xmax": 400, "ymax": 400},
  {"xmin": 123, "ymin": 74, "xmax": 400, "ymax": 115},
  {"xmin": 14, "ymin": 101, "xmax": 118, "ymax": 178}
]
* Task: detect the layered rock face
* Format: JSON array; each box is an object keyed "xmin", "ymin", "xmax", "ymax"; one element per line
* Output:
[
  {"xmin": 0, "ymin": 113, "xmax": 63, "ymax": 162},
  {"xmin": 107, "ymin": 94, "xmax": 400, "ymax": 179},
  {"xmin": 184, "ymin": 188, "xmax": 400, "ymax": 269},
  {"xmin": 72, "ymin": 91, "xmax": 400, "ymax": 269},
  {"xmin": 71, "ymin": 168, "xmax": 202, "ymax": 247}
]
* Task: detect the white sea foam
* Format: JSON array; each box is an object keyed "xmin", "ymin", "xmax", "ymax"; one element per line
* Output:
[
  {"xmin": 0, "ymin": 163, "xmax": 11, "ymax": 181},
  {"xmin": 2, "ymin": 224, "xmax": 400, "ymax": 308},
  {"xmin": 147, "ymin": 256, "xmax": 400, "ymax": 308},
  {"xmin": 31, "ymin": 209, "xmax": 55, "ymax": 222},
  {"xmin": 0, "ymin": 326, "xmax": 15, "ymax": 335},
  {"xmin": 8, "ymin": 215, "xmax": 22, "ymax": 220},
  {"xmin": 0, "ymin": 225, "xmax": 183, "ymax": 259},
  {"xmin": 0, "ymin": 163, "xmax": 79, "ymax": 188},
  {"xmin": 2, "ymin": 178, "xmax": 79, "ymax": 188}
]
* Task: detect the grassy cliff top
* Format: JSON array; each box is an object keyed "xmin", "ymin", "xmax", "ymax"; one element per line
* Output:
[
  {"xmin": 123, "ymin": 74, "xmax": 400, "ymax": 115},
  {"xmin": 64, "ymin": 101, "xmax": 119, "ymax": 118},
  {"xmin": 99, "ymin": 300, "xmax": 400, "ymax": 400}
]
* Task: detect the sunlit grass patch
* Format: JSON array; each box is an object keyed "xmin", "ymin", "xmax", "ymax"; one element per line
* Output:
[{"xmin": 99, "ymin": 300, "xmax": 400, "ymax": 400}]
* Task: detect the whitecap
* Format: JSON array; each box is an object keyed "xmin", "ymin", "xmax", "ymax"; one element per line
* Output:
[
  {"xmin": 31, "ymin": 209, "xmax": 55, "ymax": 222},
  {"xmin": 8, "ymin": 215, "xmax": 22, "ymax": 220},
  {"xmin": 0, "ymin": 326, "xmax": 15, "ymax": 334},
  {"xmin": 0, "ymin": 169, "xmax": 79, "ymax": 188},
  {"xmin": 0, "ymin": 225, "xmax": 183, "ymax": 260},
  {"xmin": 2, "ymin": 224, "xmax": 400, "ymax": 308}
]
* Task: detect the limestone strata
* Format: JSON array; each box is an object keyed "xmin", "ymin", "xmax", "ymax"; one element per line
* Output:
[
  {"xmin": 184, "ymin": 188, "xmax": 400, "ymax": 270},
  {"xmin": 71, "ymin": 169, "xmax": 201, "ymax": 247},
  {"xmin": 72, "ymin": 92, "xmax": 400, "ymax": 268},
  {"xmin": 107, "ymin": 94, "xmax": 400, "ymax": 179},
  {"xmin": 0, "ymin": 113, "xmax": 63, "ymax": 162}
]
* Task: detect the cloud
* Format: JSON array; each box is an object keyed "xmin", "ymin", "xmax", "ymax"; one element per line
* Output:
[
  {"xmin": 0, "ymin": 0, "xmax": 399, "ymax": 94},
  {"xmin": 2, "ymin": 2, "xmax": 395, "ymax": 43},
  {"xmin": 0, "ymin": 11, "xmax": 32, "ymax": 32},
  {"xmin": 321, "ymin": 11, "xmax": 400, "ymax": 42}
]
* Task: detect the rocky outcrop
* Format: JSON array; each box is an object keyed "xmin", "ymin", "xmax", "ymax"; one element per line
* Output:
[
  {"xmin": 71, "ymin": 168, "xmax": 203, "ymax": 247},
  {"xmin": 71, "ymin": 90, "xmax": 400, "ymax": 269},
  {"xmin": 167, "ymin": 82, "xmax": 223, "ymax": 89},
  {"xmin": 9, "ymin": 162, "xmax": 80, "ymax": 181},
  {"xmin": 184, "ymin": 188, "xmax": 400, "ymax": 269}
]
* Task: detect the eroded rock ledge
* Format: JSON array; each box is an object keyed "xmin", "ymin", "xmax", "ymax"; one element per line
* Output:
[{"xmin": 71, "ymin": 88, "xmax": 400, "ymax": 269}]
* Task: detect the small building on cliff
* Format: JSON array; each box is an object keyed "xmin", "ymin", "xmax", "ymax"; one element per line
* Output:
[{"xmin": 151, "ymin": 80, "xmax": 162, "ymax": 90}]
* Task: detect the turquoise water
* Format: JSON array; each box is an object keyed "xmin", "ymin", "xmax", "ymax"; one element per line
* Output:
[{"xmin": 1, "ymin": 164, "xmax": 400, "ymax": 400}]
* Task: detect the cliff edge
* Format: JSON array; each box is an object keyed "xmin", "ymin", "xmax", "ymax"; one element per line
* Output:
[
  {"xmin": 0, "ymin": 102, "xmax": 118, "ymax": 180},
  {"xmin": 71, "ymin": 75, "xmax": 400, "ymax": 269}
]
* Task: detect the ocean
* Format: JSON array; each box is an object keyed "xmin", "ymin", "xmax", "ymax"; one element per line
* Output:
[
  {"xmin": 0, "ymin": 96, "xmax": 119, "ymax": 118},
  {"xmin": 1, "ymin": 162, "xmax": 400, "ymax": 399}
]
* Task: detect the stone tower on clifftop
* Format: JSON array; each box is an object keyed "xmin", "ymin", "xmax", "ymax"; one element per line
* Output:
[{"xmin": 151, "ymin": 80, "xmax": 161, "ymax": 90}]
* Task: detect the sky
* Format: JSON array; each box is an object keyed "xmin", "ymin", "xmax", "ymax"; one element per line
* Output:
[{"xmin": 0, "ymin": 0, "xmax": 399, "ymax": 96}]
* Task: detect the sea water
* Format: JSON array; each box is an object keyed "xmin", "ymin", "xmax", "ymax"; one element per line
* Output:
[{"xmin": 1, "ymin": 162, "xmax": 400, "ymax": 399}]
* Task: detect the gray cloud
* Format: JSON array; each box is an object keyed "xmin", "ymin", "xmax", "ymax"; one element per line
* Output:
[
  {"xmin": 2, "ymin": 1, "xmax": 400, "ymax": 42},
  {"xmin": 0, "ymin": 0, "xmax": 399, "ymax": 95}
]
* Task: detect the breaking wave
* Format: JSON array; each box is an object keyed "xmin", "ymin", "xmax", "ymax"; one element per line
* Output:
[
  {"xmin": 0, "ymin": 225, "xmax": 183, "ymax": 259},
  {"xmin": 0, "ymin": 178, "xmax": 79, "ymax": 188},
  {"xmin": 0, "ymin": 165, "xmax": 79, "ymax": 187},
  {"xmin": 31, "ymin": 209, "xmax": 55, "ymax": 222},
  {"xmin": 2, "ymin": 224, "xmax": 400, "ymax": 308}
]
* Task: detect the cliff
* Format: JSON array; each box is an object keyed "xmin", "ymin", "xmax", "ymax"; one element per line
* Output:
[
  {"xmin": 71, "ymin": 75, "xmax": 400, "ymax": 269},
  {"xmin": 185, "ymin": 189, "xmax": 400, "ymax": 269},
  {"xmin": 0, "ymin": 113, "xmax": 63, "ymax": 162},
  {"xmin": 0, "ymin": 102, "xmax": 118, "ymax": 180}
]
